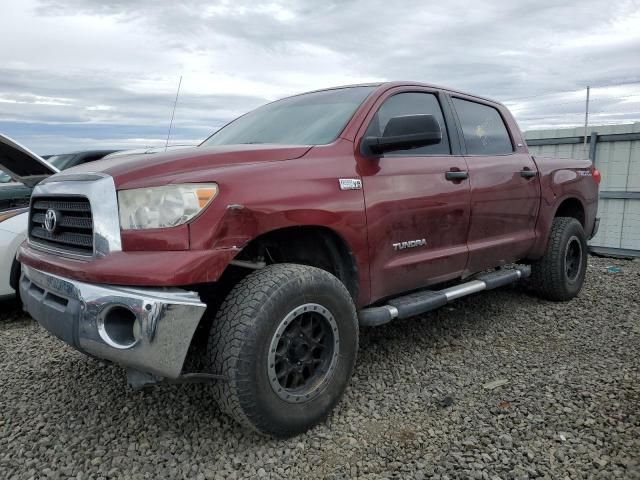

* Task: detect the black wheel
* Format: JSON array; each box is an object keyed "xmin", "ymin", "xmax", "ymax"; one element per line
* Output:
[
  {"xmin": 207, "ymin": 263, "xmax": 359, "ymax": 438},
  {"xmin": 530, "ymin": 217, "xmax": 588, "ymax": 301}
]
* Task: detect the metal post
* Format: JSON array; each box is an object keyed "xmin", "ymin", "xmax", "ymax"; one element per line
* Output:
[
  {"xmin": 589, "ymin": 131, "xmax": 598, "ymax": 164},
  {"xmin": 583, "ymin": 86, "xmax": 590, "ymax": 159}
]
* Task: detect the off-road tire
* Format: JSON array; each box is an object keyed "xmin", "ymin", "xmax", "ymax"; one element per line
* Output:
[
  {"xmin": 207, "ymin": 263, "xmax": 359, "ymax": 438},
  {"xmin": 530, "ymin": 217, "xmax": 588, "ymax": 301}
]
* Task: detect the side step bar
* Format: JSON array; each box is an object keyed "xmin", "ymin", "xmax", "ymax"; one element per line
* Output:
[{"xmin": 358, "ymin": 266, "xmax": 531, "ymax": 327}]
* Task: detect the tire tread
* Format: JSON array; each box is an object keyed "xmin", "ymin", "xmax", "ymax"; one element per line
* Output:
[
  {"xmin": 530, "ymin": 217, "xmax": 586, "ymax": 301},
  {"xmin": 207, "ymin": 263, "xmax": 357, "ymax": 436}
]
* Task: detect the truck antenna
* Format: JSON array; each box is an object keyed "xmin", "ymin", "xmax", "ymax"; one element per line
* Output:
[{"xmin": 165, "ymin": 75, "xmax": 183, "ymax": 152}]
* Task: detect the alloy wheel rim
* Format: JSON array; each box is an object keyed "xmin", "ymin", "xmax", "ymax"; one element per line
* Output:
[
  {"xmin": 267, "ymin": 303, "xmax": 339, "ymax": 403},
  {"xmin": 565, "ymin": 235, "xmax": 583, "ymax": 282}
]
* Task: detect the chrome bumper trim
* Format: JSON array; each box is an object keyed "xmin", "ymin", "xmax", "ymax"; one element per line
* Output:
[{"xmin": 20, "ymin": 265, "xmax": 207, "ymax": 379}]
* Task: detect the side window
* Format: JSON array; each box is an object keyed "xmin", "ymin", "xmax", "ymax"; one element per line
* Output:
[
  {"xmin": 452, "ymin": 98, "xmax": 513, "ymax": 155},
  {"xmin": 365, "ymin": 92, "xmax": 450, "ymax": 155}
]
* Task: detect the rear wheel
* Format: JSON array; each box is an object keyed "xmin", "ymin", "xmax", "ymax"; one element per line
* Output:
[
  {"xmin": 530, "ymin": 217, "xmax": 588, "ymax": 301},
  {"xmin": 207, "ymin": 263, "xmax": 359, "ymax": 438}
]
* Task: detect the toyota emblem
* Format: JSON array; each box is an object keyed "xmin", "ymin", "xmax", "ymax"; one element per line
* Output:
[{"xmin": 44, "ymin": 209, "xmax": 58, "ymax": 233}]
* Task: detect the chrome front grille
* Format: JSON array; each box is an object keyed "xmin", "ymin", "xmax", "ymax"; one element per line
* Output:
[{"xmin": 29, "ymin": 196, "xmax": 94, "ymax": 255}]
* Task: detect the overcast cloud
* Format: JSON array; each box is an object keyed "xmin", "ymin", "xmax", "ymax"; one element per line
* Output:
[{"xmin": 1, "ymin": 0, "xmax": 639, "ymax": 154}]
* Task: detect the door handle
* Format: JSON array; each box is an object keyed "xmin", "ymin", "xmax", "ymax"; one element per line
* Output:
[
  {"xmin": 445, "ymin": 170, "xmax": 469, "ymax": 181},
  {"xmin": 520, "ymin": 169, "xmax": 537, "ymax": 178}
]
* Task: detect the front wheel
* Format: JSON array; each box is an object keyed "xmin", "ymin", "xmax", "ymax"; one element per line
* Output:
[
  {"xmin": 529, "ymin": 217, "xmax": 588, "ymax": 301},
  {"xmin": 207, "ymin": 264, "xmax": 359, "ymax": 438}
]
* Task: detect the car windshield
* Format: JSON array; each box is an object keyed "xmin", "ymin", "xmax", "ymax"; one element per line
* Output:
[
  {"xmin": 201, "ymin": 86, "xmax": 375, "ymax": 147},
  {"xmin": 46, "ymin": 154, "xmax": 77, "ymax": 170}
]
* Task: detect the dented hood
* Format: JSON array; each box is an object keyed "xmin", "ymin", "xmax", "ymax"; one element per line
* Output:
[{"xmin": 0, "ymin": 134, "xmax": 59, "ymax": 187}]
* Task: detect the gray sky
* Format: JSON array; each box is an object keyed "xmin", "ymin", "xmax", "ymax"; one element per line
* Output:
[{"xmin": 1, "ymin": 0, "xmax": 639, "ymax": 154}]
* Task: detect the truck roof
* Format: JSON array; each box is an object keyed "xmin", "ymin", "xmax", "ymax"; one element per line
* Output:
[{"xmin": 295, "ymin": 81, "xmax": 504, "ymax": 107}]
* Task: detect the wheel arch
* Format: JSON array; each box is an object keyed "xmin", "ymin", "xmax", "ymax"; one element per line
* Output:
[
  {"xmin": 553, "ymin": 196, "xmax": 586, "ymax": 227},
  {"xmin": 234, "ymin": 225, "xmax": 360, "ymax": 300},
  {"xmin": 528, "ymin": 195, "xmax": 589, "ymax": 260},
  {"xmin": 182, "ymin": 225, "xmax": 361, "ymax": 372}
]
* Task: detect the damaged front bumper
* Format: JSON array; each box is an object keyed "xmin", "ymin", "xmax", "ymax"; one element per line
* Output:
[{"xmin": 20, "ymin": 265, "xmax": 207, "ymax": 379}]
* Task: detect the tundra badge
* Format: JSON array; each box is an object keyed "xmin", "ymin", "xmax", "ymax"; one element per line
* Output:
[
  {"xmin": 393, "ymin": 239, "xmax": 427, "ymax": 251},
  {"xmin": 339, "ymin": 178, "xmax": 362, "ymax": 190}
]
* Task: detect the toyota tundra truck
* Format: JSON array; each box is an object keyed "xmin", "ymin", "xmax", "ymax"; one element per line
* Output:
[{"xmin": 2, "ymin": 82, "xmax": 600, "ymax": 438}]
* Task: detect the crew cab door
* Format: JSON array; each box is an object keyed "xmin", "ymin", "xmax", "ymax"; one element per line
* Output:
[
  {"xmin": 450, "ymin": 96, "xmax": 540, "ymax": 273},
  {"xmin": 356, "ymin": 89, "xmax": 471, "ymax": 302}
]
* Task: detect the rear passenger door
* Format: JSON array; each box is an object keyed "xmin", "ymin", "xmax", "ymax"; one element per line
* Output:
[
  {"xmin": 357, "ymin": 89, "xmax": 471, "ymax": 302},
  {"xmin": 450, "ymin": 96, "xmax": 540, "ymax": 273}
]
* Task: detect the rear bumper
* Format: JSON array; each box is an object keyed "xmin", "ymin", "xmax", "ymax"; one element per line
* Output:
[{"xmin": 20, "ymin": 265, "xmax": 207, "ymax": 379}]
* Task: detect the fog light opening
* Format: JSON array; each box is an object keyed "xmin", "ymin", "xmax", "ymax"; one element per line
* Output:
[{"xmin": 98, "ymin": 306, "xmax": 139, "ymax": 349}]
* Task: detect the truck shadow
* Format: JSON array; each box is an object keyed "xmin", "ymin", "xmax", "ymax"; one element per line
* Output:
[{"xmin": 0, "ymin": 297, "xmax": 24, "ymax": 324}]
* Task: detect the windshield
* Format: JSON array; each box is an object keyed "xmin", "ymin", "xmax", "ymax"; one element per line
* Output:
[
  {"xmin": 201, "ymin": 86, "xmax": 375, "ymax": 147},
  {"xmin": 46, "ymin": 154, "xmax": 77, "ymax": 170}
]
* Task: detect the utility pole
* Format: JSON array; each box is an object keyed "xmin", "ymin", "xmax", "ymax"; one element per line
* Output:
[
  {"xmin": 583, "ymin": 86, "xmax": 590, "ymax": 159},
  {"xmin": 165, "ymin": 75, "xmax": 183, "ymax": 151}
]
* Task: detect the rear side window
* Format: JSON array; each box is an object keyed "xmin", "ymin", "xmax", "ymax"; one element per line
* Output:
[
  {"xmin": 365, "ymin": 92, "xmax": 450, "ymax": 155},
  {"xmin": 452, "ymin": 98, "xmax": 513, "ymax": 155}
]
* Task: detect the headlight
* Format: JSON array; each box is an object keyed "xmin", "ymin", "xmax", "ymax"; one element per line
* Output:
[{"xmin": 118, "ymin": 184, "xmax": 218, "ymax": 230}]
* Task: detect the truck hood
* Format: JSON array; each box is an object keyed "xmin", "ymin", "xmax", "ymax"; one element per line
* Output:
[
  {"xmin": 62, "ymin": 144, "xmax": 313, "ymax": 188},
  {"xmin": 0, "ymin": 134, "xmax": 59, "ymax": 187}
]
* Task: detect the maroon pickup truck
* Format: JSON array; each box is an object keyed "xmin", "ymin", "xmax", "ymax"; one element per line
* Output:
[{"xmin": 4, "ymin": 81, "xmax": 600, "ymax": 438}]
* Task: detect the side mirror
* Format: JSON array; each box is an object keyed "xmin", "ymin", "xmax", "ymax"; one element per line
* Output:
[{"xmin": 361, "ymin": 114, "xmax": 442, "ymax": 156}]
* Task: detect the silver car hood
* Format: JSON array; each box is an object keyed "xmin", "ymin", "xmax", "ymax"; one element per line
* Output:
[{"xmin": 0, "ymin": 134, "xmax": 59, "ymax": 187}]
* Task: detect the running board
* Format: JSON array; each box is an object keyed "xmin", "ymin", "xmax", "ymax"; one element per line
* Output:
[{"xmin": 358, "ymin": 266, "xmax": 531, "ymax": 327}]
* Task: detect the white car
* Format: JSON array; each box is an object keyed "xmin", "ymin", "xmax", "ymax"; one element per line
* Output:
[
  {"xmin": 0, "ymin": 208, "xmax": 28, "ymax": 299},
  {"xmin": 0, "ymin": 135, "xmax": 59, "ymax": 300}
]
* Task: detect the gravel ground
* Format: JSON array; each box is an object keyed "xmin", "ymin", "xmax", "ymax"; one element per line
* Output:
[{"xmin": 1, "ymin": 255, "xmax": 638, "ymax": 479}]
